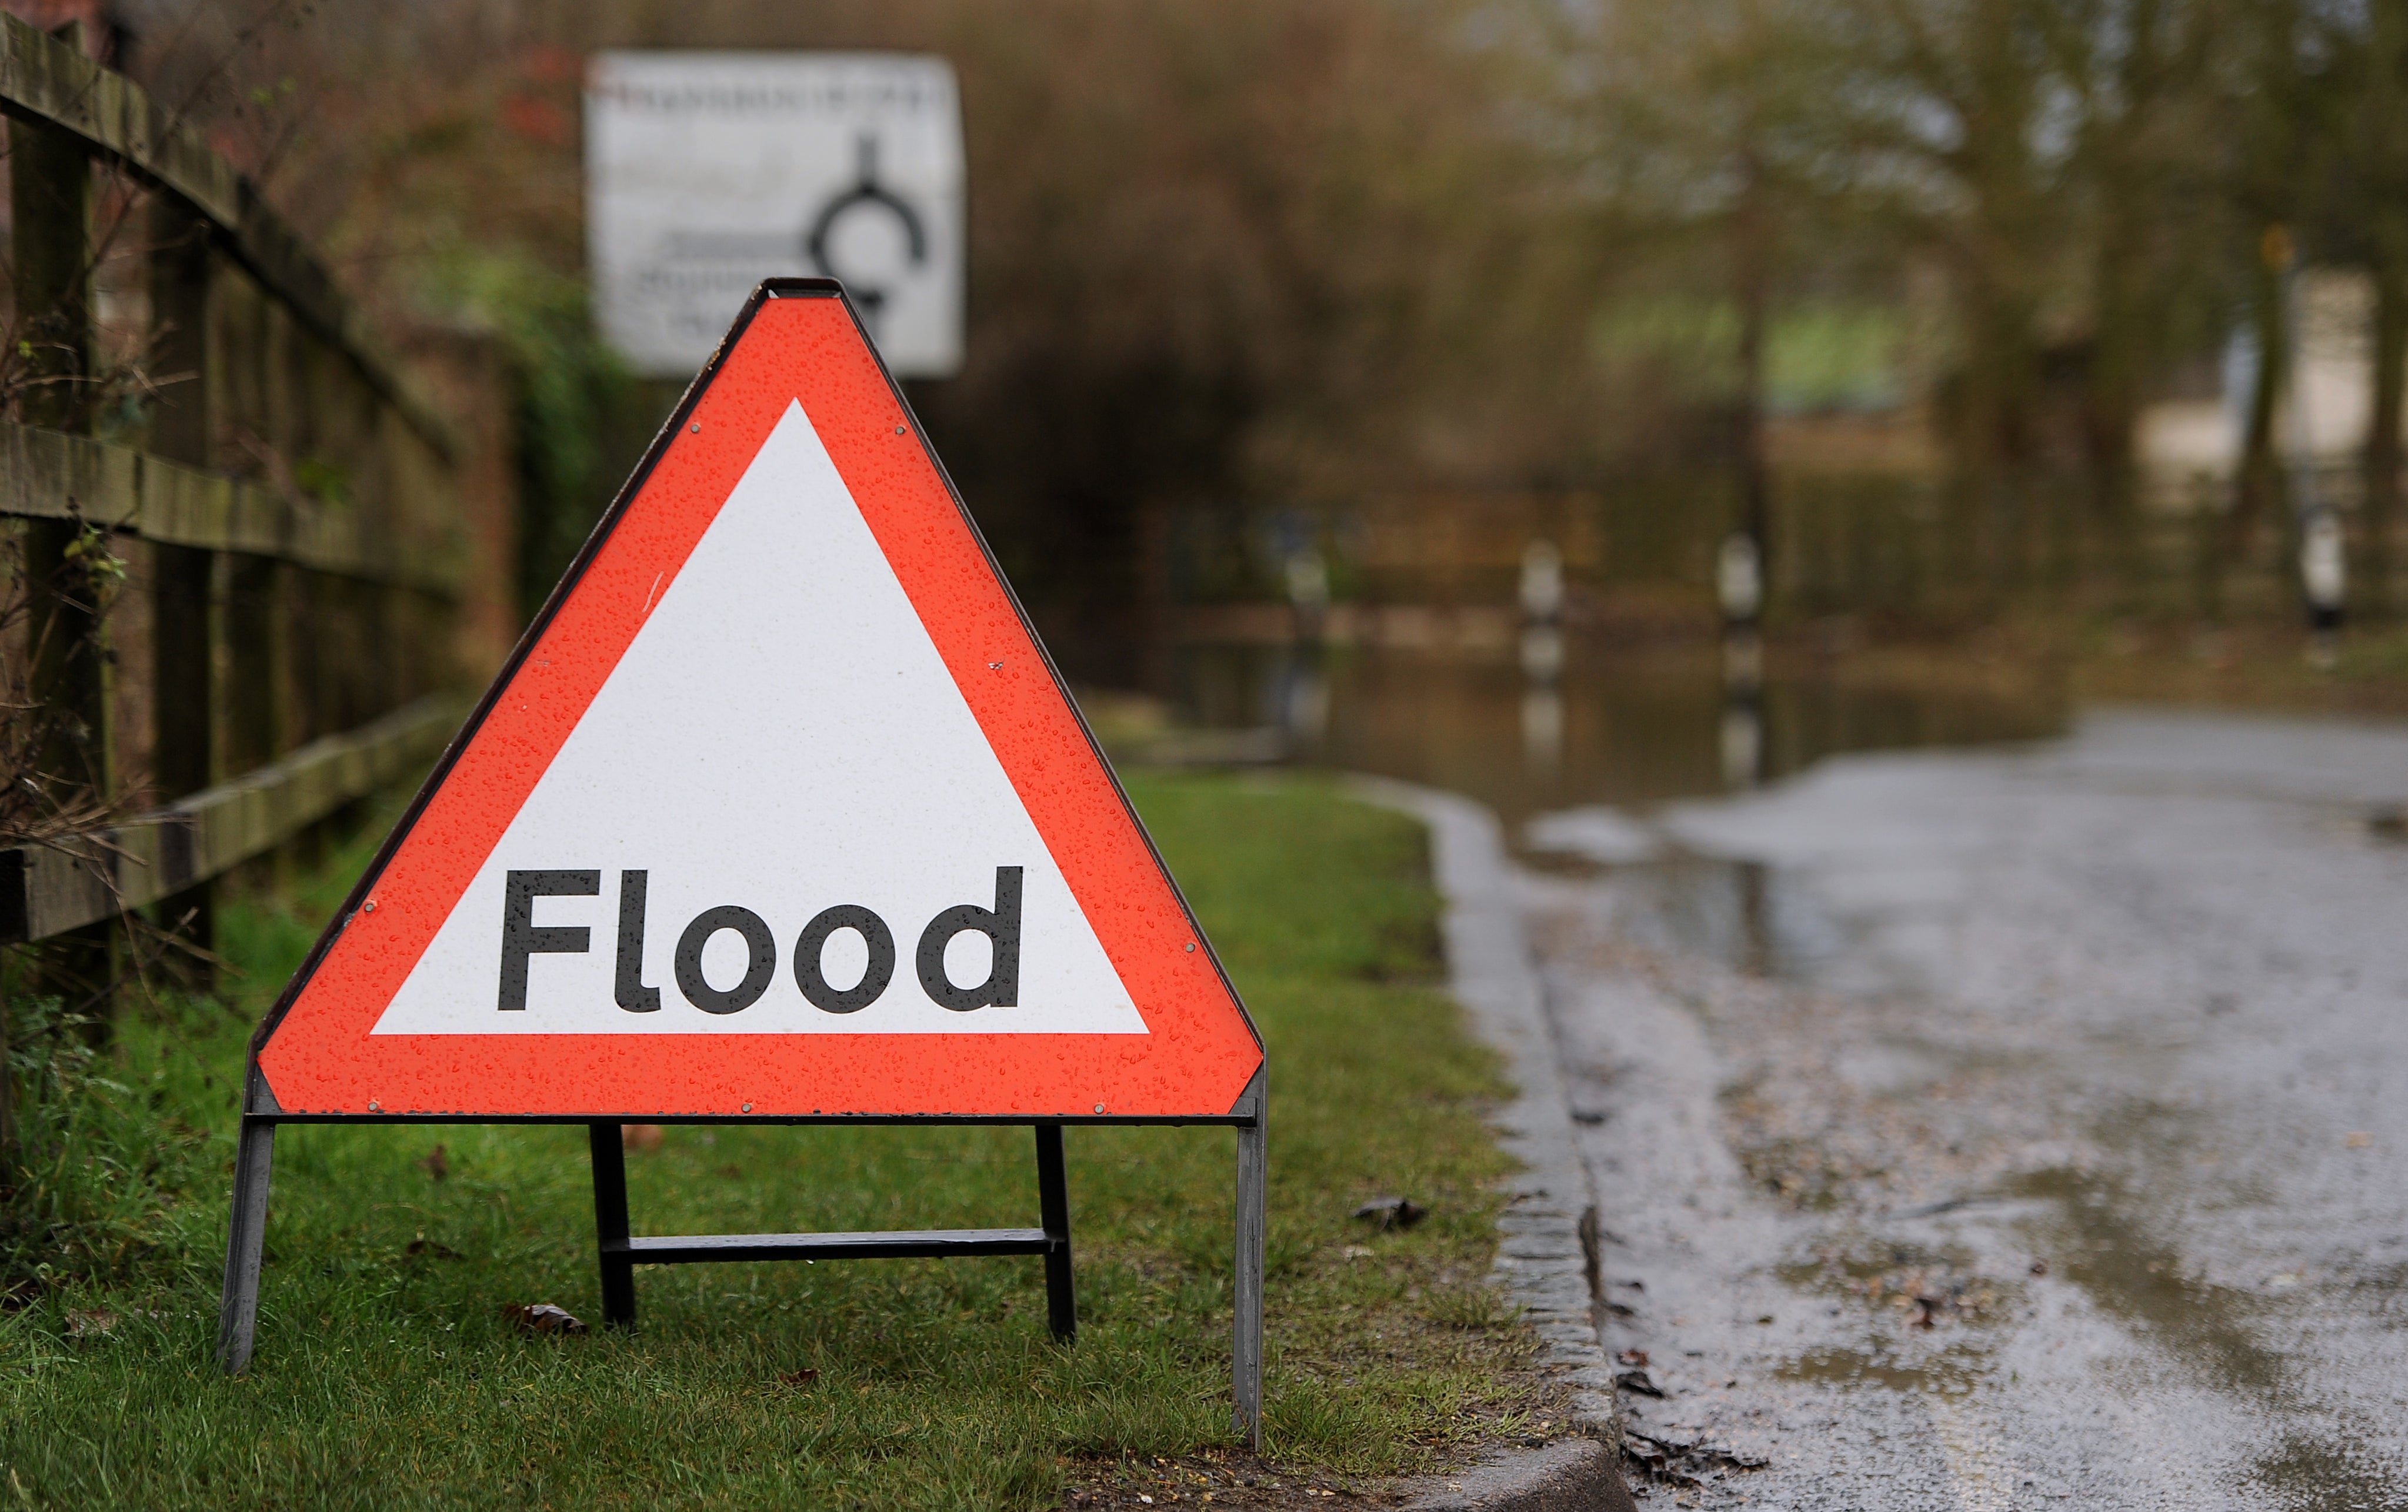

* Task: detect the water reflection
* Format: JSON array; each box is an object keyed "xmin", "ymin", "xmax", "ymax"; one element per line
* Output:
[
  {"xmin": 1275, "ymin": 645, "xmax": 1329, "ymax": 747},
  {"xmin": 1720, "ymin": 627, "xmax": 1766, "ymax": 790},
  {"xmin": 1165, "ymin": 639, "xmax": 2063, "ymax": 830},
  {"xmin": 1520, "ymin": 541, "xmax": 1568, "ymax": 772},
  {"xmin": 1521, "ymin": 686, "xmax": 1564, "ymax": 773}
]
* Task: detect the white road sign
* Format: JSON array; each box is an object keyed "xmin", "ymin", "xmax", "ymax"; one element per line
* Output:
[{"xmin": 586, "ymin": 52, "xmax": 965, "ymax": 378}]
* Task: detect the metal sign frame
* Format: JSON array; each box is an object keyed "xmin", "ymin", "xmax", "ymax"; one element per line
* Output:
[
  {"xmin": 218, "ymin": 1076, "xmax": 1266, "ymax": 1441},
  {"xmin": 215, "ymin": 281, "xmax": 1266, "ymax": 1445}
]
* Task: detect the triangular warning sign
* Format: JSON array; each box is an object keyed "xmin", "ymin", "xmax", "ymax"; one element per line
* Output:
[{"xmin": 252, "ymin": 281, "xmax": 1261, "ymax": 1120}]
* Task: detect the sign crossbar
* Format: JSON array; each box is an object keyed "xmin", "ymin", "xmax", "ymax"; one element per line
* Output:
[
  {"xmin": 612, "ymin": 1229, "xmax": 1057, "ymax": 1262},
  {"xmin": 585, "ymin": 1120, "xmax": 1080, "ymax": 1340}
]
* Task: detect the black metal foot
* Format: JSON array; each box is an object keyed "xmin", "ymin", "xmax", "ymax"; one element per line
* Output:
[
  {"xmin": 589, "ymin": 1123, "xmax": 636, "ymax": 1329},
  {"xmin": 1036, "ymin": 1123, "xmax": 1076, "ymax": 1342}
]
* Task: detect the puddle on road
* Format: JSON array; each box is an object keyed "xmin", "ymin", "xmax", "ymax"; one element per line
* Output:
[
  {"xmin": 1776, "ymin": 1341, "xmax": 1992, "ymax": 1396},
  {"xmin": 2009, "ymin": 1165, "xmax": 2283, "ymax": 1395},
  {"xmin": 1581, "ymin": 855, "xmax": 1863, "ymax": 983},
  {"xmin": 2009, "ymin": 1160, "xmax": 2403, "ymax": 1506},
  {"xmin": 2253, "ymin": 1433, "xmax": 2408, "ymax": 1512}
]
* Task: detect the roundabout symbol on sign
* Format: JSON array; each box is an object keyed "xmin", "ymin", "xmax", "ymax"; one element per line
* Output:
[{"xmin": 805, "ymin": 136, "xmax": 928, "ymax": 324}]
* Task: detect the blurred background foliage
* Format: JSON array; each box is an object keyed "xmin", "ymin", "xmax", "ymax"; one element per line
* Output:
[{"xmin": 98, "ymin": 0, "xmax": 2408, "ymax": 659}]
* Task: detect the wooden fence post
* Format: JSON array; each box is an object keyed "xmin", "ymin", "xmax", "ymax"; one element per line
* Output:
[
  {"xmin": 217, "ymin": 271, "xmax": 288, "ymax": 884},
  {"xmin": 222, "ymin": 561, "xmax": 284, "ymax": 775},
  {"xmin": 147, "ymin": 196, "xmax": 218, "ymax": 978},
  {"xmin": 11, "ymin": 100, "xmax": 117, "ymax": 1035}
]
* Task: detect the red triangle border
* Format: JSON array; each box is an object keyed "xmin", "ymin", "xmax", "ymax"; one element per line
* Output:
[{"xmin": 249, "ymin": 281, "xmax": 1262, "ymax": 1121}]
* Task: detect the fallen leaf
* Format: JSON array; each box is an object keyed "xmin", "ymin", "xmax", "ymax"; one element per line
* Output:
[
  {"xmin": 622, "ymin": 1124, "xmax": 665, "ymax": 1153},
  {"xmin": 1352, "ymin": 1196, "xmax": 1426, "ymax": 1231},
  {"xmin": 419, "ymin": 1144, "xmax": 449, "ymax": 1181},
  {"xmin": 503, "ymin": 1302, "xmax": 588, "ymax": 1335},
  {"xmin": 1616, "ymin": 1348, "xmax": 1650, "ymax": 1367},
  {"xmin": 716, "ymin": 1164, "xmax": 743, "ymax": 1179},
  {"xmin": 1625, "ymin": 1427, "xmax": 1769, "ymax": 1483},
  {"xmin": 778, "ymin": 1367, "xmax": 821, "ymax": 1388},
  {"xmin": 405, "ymin": 1237, "xmax": 463, "ymax": 1261},
  {"xmin": 65, "ymin": 1309, "xmax": 115, "ymax": 1339}
]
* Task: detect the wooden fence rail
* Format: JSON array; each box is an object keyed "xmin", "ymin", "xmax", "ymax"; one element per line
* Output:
[
  {"xmin": 0, "ymin": 422, "xmax": 461, "ymax": 593},
  {"xmin": 0, "ymin": 9, "xmax": 476, "ymax": 1025},
  {"xmin": 0, "ymin": 692, "xmax": 466, "ymax": 947}
]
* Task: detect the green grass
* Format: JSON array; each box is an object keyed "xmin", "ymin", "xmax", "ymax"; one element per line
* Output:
[{"xmin": 0, "ymin": 774, "xmax": 1551, "ymax": 1509}]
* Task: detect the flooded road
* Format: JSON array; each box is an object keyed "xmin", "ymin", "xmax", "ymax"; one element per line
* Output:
[
  {"xmin": 1517, "ymin": 709, "xmax": 2408, "ymax": 1508},
  {"xmin": 1165, "ymin": 642, "xmax": 2060, "ymax": 825}
]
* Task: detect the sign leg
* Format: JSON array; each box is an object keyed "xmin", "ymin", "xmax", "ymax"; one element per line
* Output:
[
  {"xmin": 1234, "ymin": 1081, "xmax": 1266, "ymax": 1447},
  {"xmin": 589, "ymin": 1124, "xmax": 636, "ymax": 1329},
  {"xmin": 1035, "ymin": 1122, "xmax": 1076, "ymax": 1341},
  {"xmin": 216, "ymin": 1117, "xmax": 276, "ymax": 1374}
]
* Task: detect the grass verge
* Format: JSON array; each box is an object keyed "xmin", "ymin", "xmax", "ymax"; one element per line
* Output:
[{"xmin": 0, "ymin": 773, "xmax": 1559, "ymax": 1509}]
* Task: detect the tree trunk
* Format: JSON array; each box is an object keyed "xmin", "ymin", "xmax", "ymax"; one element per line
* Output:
[
  {"xmin": 2233, "ymin": 232, "xmax": 2290, "ymax": 581},
  {"xmin": 1733, "ymin": 146, "xmax": 1772, "ymax": 619},
  {"xmin": 2366, "ymin": 248, "xmax": 2406, "ymax": 620},
  {"xmin": 2085, "ymin": 245, "xmax": 2146, "ymax": 593}
]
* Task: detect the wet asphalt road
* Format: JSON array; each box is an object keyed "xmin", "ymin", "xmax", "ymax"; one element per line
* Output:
[{"xmin": 1518, "ymin": 708, "xmax": 2408, "ymax": 1510}]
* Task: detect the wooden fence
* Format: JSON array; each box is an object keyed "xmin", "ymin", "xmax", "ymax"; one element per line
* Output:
[{"xmin": 0, "ymin": 14, "xmax": 476, "ymax": 1017}]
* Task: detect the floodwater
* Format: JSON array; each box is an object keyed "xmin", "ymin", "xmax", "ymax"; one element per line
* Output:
[
  {"xmin": 1165, "ymin": 640, "xmax": 2063, "ymax": 827},
  {"xmin": 1170, "ymin": 646, "xmax": 2408, "ymax": 1507}
]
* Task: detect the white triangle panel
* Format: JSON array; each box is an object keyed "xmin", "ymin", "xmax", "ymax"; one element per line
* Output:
[{"xmin": 373, "ymin": 402, "xmax": 1146, "ymax": 1036}]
